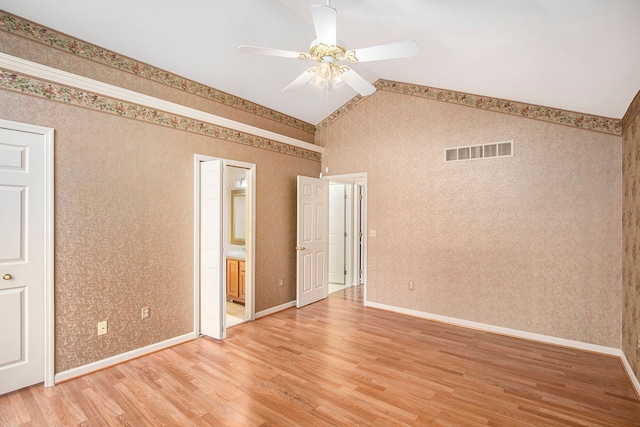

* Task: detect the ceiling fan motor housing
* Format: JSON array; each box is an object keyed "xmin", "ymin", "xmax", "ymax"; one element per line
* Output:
[{"xmin": 309, "ymin": 41, "xmax": 348, "ymax": 62}]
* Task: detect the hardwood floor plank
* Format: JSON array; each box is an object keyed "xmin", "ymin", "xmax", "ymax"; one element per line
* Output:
[
  {"xmin": 6, "ymin": 390, "xmax": 32, "ymax": 424},
  {"xmin": 0, "ymin": 392, "xmax": 19, "ymax": 426},
  {"xmin": 118, "ymin": 363, "xmax": 205, "ymax": 426},
  {"xmin": 1, "ymin": 286, "xmax": 639, "ymax": 426}
]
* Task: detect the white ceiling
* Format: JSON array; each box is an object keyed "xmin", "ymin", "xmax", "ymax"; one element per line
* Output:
[{"xmin": 1, "ymin": 0, "xmax": 639, "ymax": 125}]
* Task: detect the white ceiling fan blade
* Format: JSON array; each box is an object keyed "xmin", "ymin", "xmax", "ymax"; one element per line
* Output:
[
  {"xmin": 347, "ymin": 40, "xmax": 419, "ymax": 63},
  {"xmin": 342, "ymin": 68, "xmax": 376, "ymax": 96},
  {"xmin": 311, "ymin": 4, "xmax": 337, "ymax": 46},
  {"xmin": 283, "ymin": 68, "xmax": 316, "ymax": 92},
  {"xmin": 239, "ymin": 45, "xmax": 307, "ymax": 59}
]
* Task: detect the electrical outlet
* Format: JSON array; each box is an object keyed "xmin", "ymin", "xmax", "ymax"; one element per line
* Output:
[
  {"xmin": 279, "ymin": 279, "xmax": 284, "ymax": 286},
  {"xmin": 369, "ymin": 229, "xmax": 377, "ymax": 238},
  {"xmin": 408, "ymin": 281, "xmax": 414, "ymax": 291},
  {"xmin": 141, "ymin": 306, "xmax": 150, "ymax": 320},
  {"xmin": 97, "ymin": 321, "xmax": 108, "ymax": 336}
]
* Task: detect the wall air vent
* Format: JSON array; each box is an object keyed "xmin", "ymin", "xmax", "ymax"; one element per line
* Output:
[{"xmin": 445, "ymin": 140, "xmax": 514, "ymax": 162}]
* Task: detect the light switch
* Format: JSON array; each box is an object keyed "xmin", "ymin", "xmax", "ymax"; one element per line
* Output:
[{"xmin": 97, "ymin": 321, "xmax": 107, "ymax": 336}]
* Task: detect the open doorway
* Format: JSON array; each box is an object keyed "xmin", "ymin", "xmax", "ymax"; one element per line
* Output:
[
  {"xmin": 327, "ymin": 173, "xmax": 367, "ymax": 299},
  {"xmin": 224, "ymin": 166, "xmax": 249, "ymax": 327},
  {"xmin": 194, "ymin": 155, "xmax": 255, "ymax": 340}
]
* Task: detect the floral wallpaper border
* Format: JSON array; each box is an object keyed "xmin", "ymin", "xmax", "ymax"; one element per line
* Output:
[
  {"xmin": 0, "ymin": 11, "xmax": 316, "ymax": 136},
  {"xmin": 0, "ymin": 70, "xmax": 321, "ymax": 161},
  {"xmin": 317, "ymin": 80, "xmax": 623, "ymax": 136},
  {"xmin": 0, "ymin": 10, "xmax": 625, "ymax": 138},
  {"xmin": 623, "ymin": 90, "xmax": 640, "ymax": 133}
]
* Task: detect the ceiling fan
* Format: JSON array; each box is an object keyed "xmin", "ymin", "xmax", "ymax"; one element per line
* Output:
[{"xmin": 238, "ymin": 2, "xmax": 419, "ymax": 97}]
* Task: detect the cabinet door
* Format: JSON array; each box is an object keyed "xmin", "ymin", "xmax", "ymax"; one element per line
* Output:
[
  {"xmin": 227, "ymin": 259, "xmax": 239, "ymax": 299},
  {"xmin": 239, "ymin": 261, "xmax": 246, "ymax": 302}
]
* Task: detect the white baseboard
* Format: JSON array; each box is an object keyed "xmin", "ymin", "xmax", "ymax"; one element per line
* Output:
[
  {"xmin": 366, "ymin": 301, "xmax": 620, "ymax": 356},
  {"xmin": 620, "ymin": 351, "xmax": 640, "ymax": 398},
  {"xmin": 54, "ymin": 332, "xmax": 195, "ymax": 383},
  {"xmin": 256, "ymin": 300, "xmax": 296, "ymax": 318}
]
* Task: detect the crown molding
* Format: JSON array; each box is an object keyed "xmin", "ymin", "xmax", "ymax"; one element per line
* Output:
[{"xmin": 0, "ymin": 52, "xmax": 322, "ymax": 157}]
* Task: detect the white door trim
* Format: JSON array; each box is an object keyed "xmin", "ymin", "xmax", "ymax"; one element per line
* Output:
[
  {"xmin": 193, "ymin": 154, "xmax": 256, "ymax": 338},
  {"xmin": 0, "ymin": 118, "xmax": 55, "ymax": 387},
  {"xmin": 325, "ymin": 173, "xmax": 368, "ymax": 304}
]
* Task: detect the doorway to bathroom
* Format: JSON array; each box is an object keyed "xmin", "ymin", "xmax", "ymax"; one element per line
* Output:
[
  {"xmin": 194, "ymin": 155, "xmax": 255, "ymax": 340},
  {"xmin": 224, "ymin": 166, "xmax": 249, "ymax": 327}
]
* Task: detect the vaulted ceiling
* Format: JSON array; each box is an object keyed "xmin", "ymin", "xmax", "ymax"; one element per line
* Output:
[{"xmin": 1, "ymin": 0, "xmax": 639, "ymax": 125}]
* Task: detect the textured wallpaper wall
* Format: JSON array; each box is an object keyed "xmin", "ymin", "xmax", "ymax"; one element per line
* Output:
[
  {"xmin": 0, "ymin": 13, "xmax": 319, "ymax": 372},
  {"xmin": 622, "ymin": 90, "xmax": 640, "ymax": 383},
  {"xmin": 0, "ymin": 88, "xmax": 319, "ymax": 372},
  {"xmin": 321, "ymin": 90, "xmax": 622, "ymax": 348}
]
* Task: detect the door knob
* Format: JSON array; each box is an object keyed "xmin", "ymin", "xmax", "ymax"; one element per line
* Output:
[
  {"xmin": 2, "ymin": 274, "xmax": 11, "ymax": 280},
  {"xmin": 295, "ymin": 246, "xmax": 306, "ymax": 251}
]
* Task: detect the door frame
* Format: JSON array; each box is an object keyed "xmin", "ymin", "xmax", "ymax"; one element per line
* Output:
[
  {"xmin": 326, "ymin": 173, "xmax": 368, "ymax": 303},
  {"xmin": 0, "ymin": 118, "xmax": 55, "ymax": 387},
  {"xmin": 193, "ymin": 154, "xmax": 256, "ymax": 338}
]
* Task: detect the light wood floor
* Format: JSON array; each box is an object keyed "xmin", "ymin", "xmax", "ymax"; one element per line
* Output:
[{"xmin": 2, "ymin": 286, "xmax": 639, "ymax": 426}]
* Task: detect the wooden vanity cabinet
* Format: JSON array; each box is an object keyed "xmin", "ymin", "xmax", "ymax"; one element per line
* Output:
[{"xmin": 226, "ymin": 258, "xmax": 245, "ymax": 304}]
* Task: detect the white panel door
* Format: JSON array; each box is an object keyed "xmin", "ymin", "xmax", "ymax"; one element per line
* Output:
[
  {"xmin": 200, "ymin": 160, "xmax": 224, "ymax": 339},
  {"xmin": 328, "ymin": 184, "xmax": 346, "ymax": 284},
  {"xmin": 0, "ymin": 127, "xmax": 45, "ymax": 395},
  {"xmin": 296, "ymin": 176, "xmax": 329, "ymax": 308}
]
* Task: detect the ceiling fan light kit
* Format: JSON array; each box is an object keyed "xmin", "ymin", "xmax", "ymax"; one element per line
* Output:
[
  {"xmin": 309, "ymin": 56, "xmax": 348, "ymax": 89},
  {"xmin": 238, "ymin": 2, "xmax": 418, "ymax": 97}
]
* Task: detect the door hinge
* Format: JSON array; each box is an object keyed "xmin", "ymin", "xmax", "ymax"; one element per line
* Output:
[
  {"xmin": 344, "ymin": 232, "xmax": 347, "ymax": 237},
  {"xmin": 359, "ymin": 194, "xmax": 363, "ymax": 200},
  {"xmin": 344, "ymin": 270, "xmax": 347, "ymax": 275}
]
